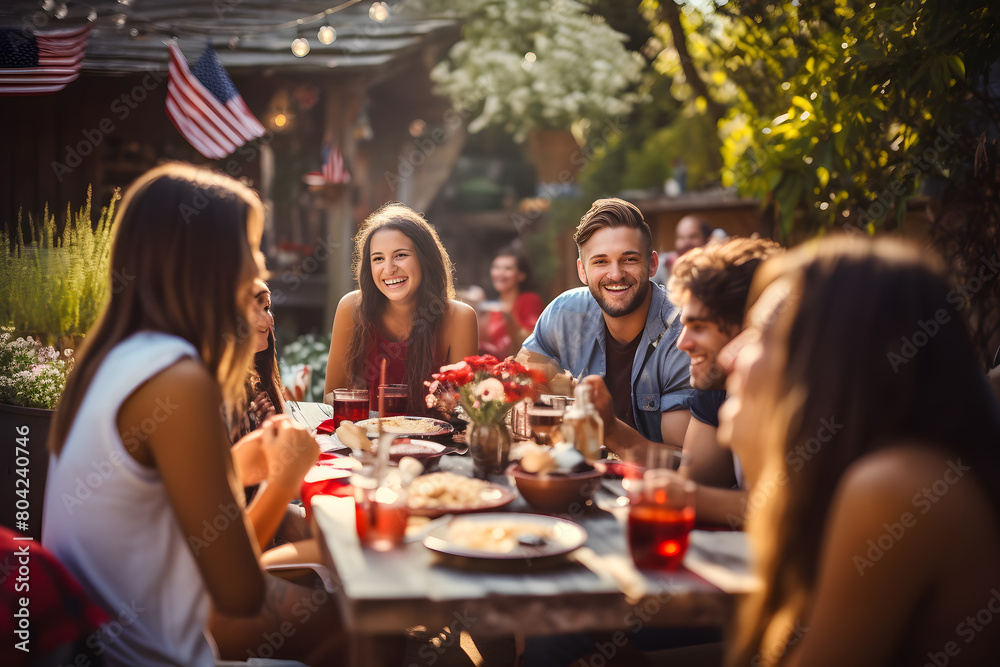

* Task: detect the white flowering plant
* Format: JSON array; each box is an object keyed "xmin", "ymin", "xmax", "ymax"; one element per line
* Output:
[
  {"xmin": 277, "ymin": 332, "xmax": 332, "ymax": 402},
  {"xmin": 425, "ymin": 354, "xmax": 543, "ymax": 424},
  {"xmin": 427, "ymin": 0, "xmax": 645, "ymax": 141},
  {"xmin": 0, "ymin": 328, "xmax": 73, "ymax": 410}
]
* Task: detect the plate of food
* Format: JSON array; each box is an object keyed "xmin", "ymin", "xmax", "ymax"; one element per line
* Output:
[
  {"xmin": 423, "ymin": 513, "xmax": 588, "ymax": 560},
  {"xmin": 407, "ymin": 472, "xmax": 516, "ymax": 518},
  {"xmin": 355, "ymin": 416, "xmax": 455, "ymax": 439},
  {"xmin": 381, "ymin": 439, "xmax": 461, "ymax": 466}
]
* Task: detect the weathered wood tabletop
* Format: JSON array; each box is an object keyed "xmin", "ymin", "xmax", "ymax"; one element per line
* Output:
[{"xmin": 290, "ymin": 402, "xmax": 755, "ymax": 665}]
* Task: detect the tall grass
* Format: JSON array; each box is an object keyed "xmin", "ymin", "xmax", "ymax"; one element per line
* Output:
[{"xmin": 0, "ymin": 188, "xmax": 119, "ymax": 347}]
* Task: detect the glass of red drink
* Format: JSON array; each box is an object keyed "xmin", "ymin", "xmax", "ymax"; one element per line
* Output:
[
  {"xmin": 378, "ymin": 384, "xmax": 408, "ymax": 417},
  {"xmin": 352, "ymin": 471, "xmax": 410, "ymax": 551},
  {"xmin": 331, "ymin": 388, "xmax": 369, "ymax": 427},
  {"xmin": 627, "ymin": 445, "xmax": 695, "ymax": 570}
]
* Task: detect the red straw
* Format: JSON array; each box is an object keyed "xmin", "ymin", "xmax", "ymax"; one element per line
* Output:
[{"xmin": 378, "ymin": 357, "xmax": 387, "ymax": 419}]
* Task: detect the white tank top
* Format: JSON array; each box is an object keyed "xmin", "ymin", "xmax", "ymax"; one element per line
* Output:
[{"xmin": 43, "ymin": 331, "xmax": 216, "ymax": 667}]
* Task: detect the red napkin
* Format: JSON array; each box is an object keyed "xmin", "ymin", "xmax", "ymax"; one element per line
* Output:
[
  {"xmin": 315, "ymin": 418, "xmax": 337, "ymax": 435},
  {"xmin": 300, "ymin": 452, "xmax": 356, "ymax": 520}
]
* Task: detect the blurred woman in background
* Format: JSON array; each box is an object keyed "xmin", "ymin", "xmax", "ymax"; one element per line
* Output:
[{"xmin": 480, "ymin": 247, "xmax": 543, "ymax": 359}]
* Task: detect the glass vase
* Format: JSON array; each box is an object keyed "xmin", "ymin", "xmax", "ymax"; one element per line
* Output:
[{"xmin": 467, "ymin": 420, "xmax": 512, "ymax": 479}]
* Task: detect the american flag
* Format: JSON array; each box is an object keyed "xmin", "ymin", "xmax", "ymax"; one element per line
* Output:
[
  {"xmin": 165, "ymin": 42, "xmax": 265, "ymax": 160},
  {"xmin": 0, "ymin": 24, "xmax": 91, "ymax": 96},
  {"xmin": 322, "ymin": 144, "xmax": 351, "ymax": 184}
]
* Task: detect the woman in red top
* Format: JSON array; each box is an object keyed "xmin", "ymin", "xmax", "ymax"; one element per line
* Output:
[
  {"xmin": 324, "ymin": 202, "xmax": 478, "ymax": 415},
  {"xmin": 480, "ymin": 248, "xmax": 544, "ymax": 359}
]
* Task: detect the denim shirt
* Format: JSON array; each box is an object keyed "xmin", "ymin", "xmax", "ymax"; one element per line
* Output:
[{"xmin": 521, "ymin": 283, "xmax": 692, "ymax": 443}]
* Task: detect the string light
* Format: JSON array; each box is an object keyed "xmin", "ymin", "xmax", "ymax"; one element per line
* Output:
[
  {"xmin": 369, "ymin": 2, "xmax": 389, "ymax": 22},
  {"xmin": 291, "ymin": 34, "xmax": 310, "ymax": 57},
  {"xmin": 73, "ymin": 0, "xmax": 364, "ymax": 42},
  {"xmin": 317, "ymin": 24, "xmax": 337, "ymax": 44}
]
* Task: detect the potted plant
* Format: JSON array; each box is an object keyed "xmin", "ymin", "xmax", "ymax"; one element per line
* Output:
[
  {"xmin": 427, "ymin": 0, "xmax": 645, "ymax": 179},
  {"xmin": 0, "ymin": 330, "xmax": 74, "ymax": 539},
  {"xmin": 0, "ymin": 189, "xmax": 118, "ymax": 539}
]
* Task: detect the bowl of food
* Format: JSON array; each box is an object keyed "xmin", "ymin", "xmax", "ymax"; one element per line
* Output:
[
  {"xmin": 382, "ymin": 438, "xmax": 459, "ymax": 470},
  {"xmin": 506, "ymin": 445, "xmax": 603, "ymax": 514}
]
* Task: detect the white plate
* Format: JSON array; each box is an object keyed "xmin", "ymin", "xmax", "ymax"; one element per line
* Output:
[
  {"xmin": 355, "ymin": 416, "xmax": 454, "ymax": 438},
  {"xmin": 423, "ymin": 513, "xmax": 587, "ymax": 560}
]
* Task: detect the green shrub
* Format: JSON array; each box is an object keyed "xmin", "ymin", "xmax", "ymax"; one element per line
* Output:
[{"xmin": 0, "ymin": 188, "xmax": 119, "ymax": 347}]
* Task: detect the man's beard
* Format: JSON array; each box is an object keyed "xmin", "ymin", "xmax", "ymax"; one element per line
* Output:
[
  {"xmin": 691, "ymin": 357, "xmax": 727, "ymax": 391},
  {"xmin": 590, "ymin": 276, "xmax": 650, "ymax": 318}
]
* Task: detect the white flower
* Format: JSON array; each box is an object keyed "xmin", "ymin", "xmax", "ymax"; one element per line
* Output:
[
  {"xmin": 429, "ymin": 0, "xmax": 643, "ymax": 141},
  {"xmin": 472, "ymin": 378, "xmax": 505, "ymax": 403}
]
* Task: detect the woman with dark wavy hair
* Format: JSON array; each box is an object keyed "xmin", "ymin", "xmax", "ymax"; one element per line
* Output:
[
  {"xmin": 719, "ymin": 236, "xmax": 1000, "ymax": 666},
  {"xmin": 324, "ymin": 202, "xmax": 478, "ymax": 414}
]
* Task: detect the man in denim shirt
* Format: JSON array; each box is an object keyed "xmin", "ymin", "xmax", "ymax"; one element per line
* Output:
[{"xmin": 518, "ymin": 198, "xmax": 692, "ymax": 453}]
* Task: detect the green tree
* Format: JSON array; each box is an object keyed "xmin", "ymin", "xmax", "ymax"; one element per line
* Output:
[{"xmin": 647, "ymin": 0, "xmax": 1000, "ymax": 362}]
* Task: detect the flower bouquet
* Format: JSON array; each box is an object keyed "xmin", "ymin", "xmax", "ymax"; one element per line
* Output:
[{"xmin": 426, "ymin": 355, "xmax": 543, "ymax": 477}]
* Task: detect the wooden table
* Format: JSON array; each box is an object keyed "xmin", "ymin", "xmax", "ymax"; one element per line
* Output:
[{"xmin": 290, "ymin": 402, "xmax": 755, "ymax": 665}]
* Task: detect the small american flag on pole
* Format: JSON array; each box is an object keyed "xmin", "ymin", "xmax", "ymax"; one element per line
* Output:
[
  {"xmin": 0, "ymin": 24, "xmax": 91, "ymax": 96},
  {"xmin": 322, "ymin": 144, "xmax": 352, "ymax": 184},
  {"xmin": 166, "ymin": 42, "xmax": 265, "ymax": 159}
]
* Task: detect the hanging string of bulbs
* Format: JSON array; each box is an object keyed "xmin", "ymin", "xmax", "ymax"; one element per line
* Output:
[{"xmin": 25, "ymin": 0, "xmax": 393, "ymax": 58}]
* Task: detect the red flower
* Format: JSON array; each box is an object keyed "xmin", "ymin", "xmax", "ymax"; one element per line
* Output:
[
  {"xmin": 494, "ymin": 358, "xmax": 528, "ymax": 378},
  {"xmin": 463, "ymin": 354, "xmax": 499, "ymax": 372}
]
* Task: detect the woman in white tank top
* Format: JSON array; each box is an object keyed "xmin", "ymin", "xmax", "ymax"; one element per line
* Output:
[{"xmin": 42, "ymin": 163, "xmax": 344, "ymax": 666}]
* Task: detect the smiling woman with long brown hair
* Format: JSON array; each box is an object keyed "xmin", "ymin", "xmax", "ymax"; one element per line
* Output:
[
  {"xmin": 324, "ymin": 202, "xmax": 478, "ymax": 414},
  {"xmin": 719, "ymin": 236, "xmax": 1000, "ymax": 666}
]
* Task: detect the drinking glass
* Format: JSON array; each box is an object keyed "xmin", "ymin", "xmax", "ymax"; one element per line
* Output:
[
  {"xmin": 526, "ymin": 404, "xmax": 565, "ymax": 445},
  {"xmin": 330, "ymin": 388, "xmax": 369, "ymax": 427},
  {"xmin": 377, "ymin": 384, "xmax": 409, "ymax": 418},
  {"xmin": 627, "ymin": 446, "xmax": 695, "ymax": 570},
  {"xmin": 352, "ymin": 469, "xmax": 410, "ymax": 551}
]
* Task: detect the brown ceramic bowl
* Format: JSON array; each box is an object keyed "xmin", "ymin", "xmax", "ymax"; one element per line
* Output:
[{"xmin": 506, "ymin": 462, "xmax": 603, "ymax": 515}]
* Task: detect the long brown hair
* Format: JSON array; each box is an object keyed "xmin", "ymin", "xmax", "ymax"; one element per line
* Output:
[
  {"xmin": 252, "ymin": 329, "xmax": 285, "ymax": 416},
  {"xmin": 344, "ymin": 202, "xmax": 455, "ymax": 414},
  {"xmin": 49, "ymin": 163, "xmax": 264, "ymax": 454},
  {"xmin": 728, "ymin": 236, "xmax": 1000, "ymax": 665}
]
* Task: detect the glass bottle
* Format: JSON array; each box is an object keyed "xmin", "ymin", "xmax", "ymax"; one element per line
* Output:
[{"xmin": 560, "ymin": 383, "xmax": 603, "ymax": 462}]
